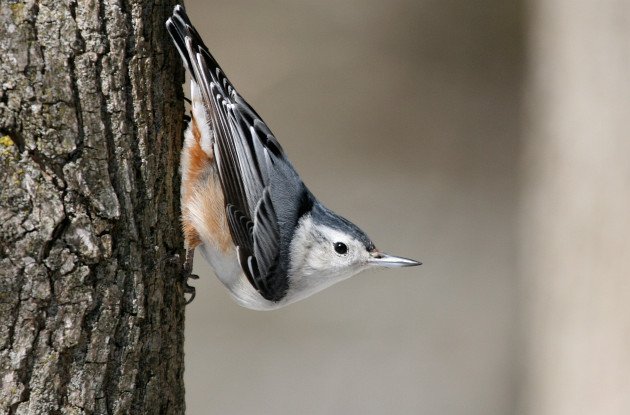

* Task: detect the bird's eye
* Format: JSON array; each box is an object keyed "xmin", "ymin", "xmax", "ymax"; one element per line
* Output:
[{"xmin": 334, "ymin": 242, "xmax": 348, "ymax": 255}]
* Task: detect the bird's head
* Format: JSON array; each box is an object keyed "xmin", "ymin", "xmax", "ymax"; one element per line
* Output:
[{"xmin": 286, "ymin": 203, "xmax": 421, "ymax": 300}]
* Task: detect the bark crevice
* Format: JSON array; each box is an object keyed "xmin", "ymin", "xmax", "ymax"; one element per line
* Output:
[{"xmin": 0, "ymin": 1, "xmax": 187, "ymax": 414}]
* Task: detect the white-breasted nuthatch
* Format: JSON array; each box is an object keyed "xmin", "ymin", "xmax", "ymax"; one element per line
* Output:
[{"xmin": 166, "ymin": 6, "xmax": 421, "ymax": 310}]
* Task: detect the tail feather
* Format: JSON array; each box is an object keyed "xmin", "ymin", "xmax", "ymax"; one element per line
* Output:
[
  {"xmin": 166, "ymin": 5, "xmax": 235, "ymax": 141},
  {"xmin": 166, "ymin": 6, "xmax": 202, "ymax": 76},
  {"xmin": 166, "ymin": 6, "xmax": 229, "ymax": 93}
]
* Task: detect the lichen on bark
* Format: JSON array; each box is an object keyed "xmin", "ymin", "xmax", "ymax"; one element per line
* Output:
[{"xmin": 0, "ymin": 0, "xmax": 187, "ymax": 414}]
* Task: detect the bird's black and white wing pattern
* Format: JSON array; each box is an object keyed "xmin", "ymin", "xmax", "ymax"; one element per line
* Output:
[{"xmin": 167, "ymin": 6, "xmax": 312, "ymax": 302}]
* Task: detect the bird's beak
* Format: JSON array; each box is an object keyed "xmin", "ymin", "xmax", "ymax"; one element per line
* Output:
[{"xmin": 369, "ymin": 251, "xmax": 422, "ymax": 267}]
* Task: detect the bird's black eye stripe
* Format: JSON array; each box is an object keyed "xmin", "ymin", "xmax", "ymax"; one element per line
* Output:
[{"xmin": 334, "ymin": 242, "xmax": 348, "ymax": 255}]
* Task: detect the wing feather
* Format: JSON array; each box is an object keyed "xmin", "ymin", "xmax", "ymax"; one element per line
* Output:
[{"xmin": 167, "ymin": 6, "xmax": 307, "ymax": 301}]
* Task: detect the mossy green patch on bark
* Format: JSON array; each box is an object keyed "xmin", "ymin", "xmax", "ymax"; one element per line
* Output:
[
  {"xmin": 10, "ymin": 3, "xmax": 25, "ymax": 16},
  {"xmin": 0, "ymin": 135, "xmax": 14, "ymax": 147}
]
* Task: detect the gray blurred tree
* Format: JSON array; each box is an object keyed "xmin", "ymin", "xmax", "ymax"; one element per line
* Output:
[
  {"xmin": 522, "ymin": 0, "xmax": 630, "ymax": 414},
  {"xmin": 0, "ymin": 1, "xmax": 187, "ymax": 413}
]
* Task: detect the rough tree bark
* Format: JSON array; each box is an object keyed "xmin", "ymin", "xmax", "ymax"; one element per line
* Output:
[{"xmin": 0, "ymin": 0, "xmax": 186, "ymax": 413}]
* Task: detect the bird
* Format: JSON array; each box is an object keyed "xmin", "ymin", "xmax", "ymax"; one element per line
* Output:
[{"xmin": 166, "ymin": 5, "xmax": 421, "ymax": 310}]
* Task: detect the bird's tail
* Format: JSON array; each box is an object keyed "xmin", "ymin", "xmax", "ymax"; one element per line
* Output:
[
  {"xmin": 166, "ymin": 6, "xmax": 233, "ymax": 96},
  {"xmin": 166, "ymin": 6, "xmax": 202, "ymax": 80}
]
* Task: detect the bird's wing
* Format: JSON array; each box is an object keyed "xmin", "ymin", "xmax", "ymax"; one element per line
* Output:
[{"xmin": 167, "ymin": 6, "xmax": 303, "ymax": 301}]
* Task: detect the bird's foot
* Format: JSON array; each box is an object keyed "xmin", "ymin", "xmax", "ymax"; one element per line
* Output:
[{"xmin": 183, "ymin": 249, "xmax": 198, "ymax": 305}]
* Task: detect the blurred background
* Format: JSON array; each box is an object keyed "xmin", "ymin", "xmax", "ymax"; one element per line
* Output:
[{"xmin": 183, "ymin": 1, "xmax": 630, "ymax": 414}]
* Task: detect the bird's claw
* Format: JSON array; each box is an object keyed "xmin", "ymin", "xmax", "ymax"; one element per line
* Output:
[
  {"xmin": 182, "ymin": 249, "xmax": 197, "ymax": 304},
  {"xmin": 184, "ymin": 273, "xmax": 199, "ymax": 304}
]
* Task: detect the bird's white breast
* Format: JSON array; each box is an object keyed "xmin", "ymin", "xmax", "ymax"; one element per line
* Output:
[{"xmin": 197, "ymin": 242, "xmax": 285, "ymax": 310}]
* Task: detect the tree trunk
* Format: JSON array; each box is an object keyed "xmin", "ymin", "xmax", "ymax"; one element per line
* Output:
[
  {"xmin": 0, "ymin": 1, "xmax": 186, "ymax": 414},
  {"xmin": 521, "ymin": 0, "xmax": 630, "ymax": 414}
]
